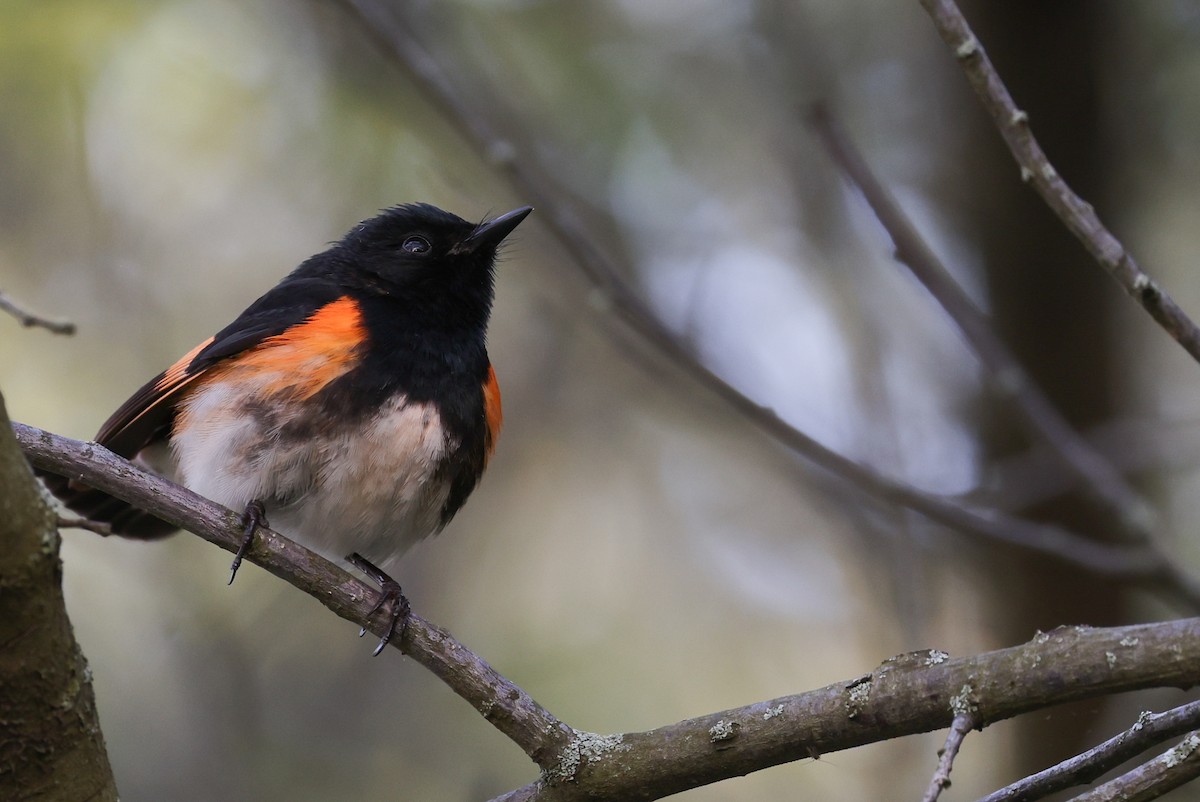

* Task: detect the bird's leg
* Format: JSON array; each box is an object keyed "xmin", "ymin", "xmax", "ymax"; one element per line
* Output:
[
  {"xmin": 229, "ymin": 500, "xmax": 267, "ymax": 585},
  {"xmin": 347, "ymin": 552, "xmax": 410, "ymax": 657}
]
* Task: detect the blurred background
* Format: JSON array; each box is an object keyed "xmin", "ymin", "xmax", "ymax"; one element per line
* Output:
[{"xmin": 4, "ymin": 1, "xmax": 1200, "ymax": 799}]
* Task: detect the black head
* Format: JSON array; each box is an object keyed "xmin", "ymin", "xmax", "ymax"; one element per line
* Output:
[{"xmin": 331, "ymin": 203, "xmax": 532, "ymax": 327}]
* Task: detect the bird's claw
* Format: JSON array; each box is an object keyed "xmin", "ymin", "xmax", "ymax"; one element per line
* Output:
[
  {"xmin": 229, "ymin": 500, "xmax": 267, "ymax": 585},
  {"xmin": 347, "ymin": 552, "xmax": 411, "ymax": 656}
]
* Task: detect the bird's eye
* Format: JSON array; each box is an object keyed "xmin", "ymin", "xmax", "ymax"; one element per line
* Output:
[{"xmin": 402, "ymin": 236, "xmax": 431, "ymax": 254}]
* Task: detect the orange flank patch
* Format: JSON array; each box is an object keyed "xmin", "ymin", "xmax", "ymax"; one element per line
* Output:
[
  {"xmin": 192, "ymin": 296, "xmax": 366, "ymax": 402},
  {"xmin": 482, "ymin": 363, "xmax": 503, "ymax": 462}
]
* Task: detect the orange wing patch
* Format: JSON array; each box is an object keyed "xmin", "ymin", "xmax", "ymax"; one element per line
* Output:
[
  {"xmin": 159, "ymin": 337, "xmax": 216, "ymax": 394},
  {"xmin": 96, "ymin": 335, "xmax": 216, "ymax": 447},
  {"xmin": 193, "ymin": 296, "xmax": 366, "ymax": 402},
  {"xmin": 482, "ymin": 363, "xmax": 502, "ymax": 463}
]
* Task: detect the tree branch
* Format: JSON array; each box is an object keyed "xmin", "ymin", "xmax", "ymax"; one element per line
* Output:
[
  {"xmin": 0, "ymin": 289, "xmax": 76, "ymax": 335},
  {"xmin": 56, "ymin": 515, "xmax": 113, "ymax": 536},
  {"xmin": 981, "ymin": 701, "xmax": 1200, "ymax": 802},
  {"xmin": 12, "ymin": 421, "xmax": 575, "ymax": 769},
  {"xmin": 488, "ymin": 622, "xmax": 1200, "ymax": 801},
  {"xmin": 1069, "ymin": 732, "xmax": 1200, "ymax": 802},
  {"xmin": 922, "ymin": 713, "xmax": 974, "ymax": 802},
  {"xmin": 918, "ymin": 0, "xmax": 1200, "ymax": 365}
]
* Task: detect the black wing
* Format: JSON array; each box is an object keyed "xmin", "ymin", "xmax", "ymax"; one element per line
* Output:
[{"xmin": 44, "ymin": 274, "xmax": 344, "ymax": 538}]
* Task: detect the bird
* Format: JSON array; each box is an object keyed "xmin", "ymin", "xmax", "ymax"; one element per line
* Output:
[{"xmin": 41, "ymin": 202, "xmax": 532, "ymax": 654}]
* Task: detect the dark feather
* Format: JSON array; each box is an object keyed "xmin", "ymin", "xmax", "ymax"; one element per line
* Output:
[{"xmin": 45, "ymin": 275, "xmax": 343, "ymax": 537}]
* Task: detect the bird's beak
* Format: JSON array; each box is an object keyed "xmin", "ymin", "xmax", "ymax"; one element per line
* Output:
[{"xmin": 455, "ymin": 206, "xmax": 534, "ymax": 254}]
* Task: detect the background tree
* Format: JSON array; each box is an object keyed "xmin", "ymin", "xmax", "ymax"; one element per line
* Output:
[{"xmin": 968, "ymin": 0, "xmax": 1126, "ymax": 773}]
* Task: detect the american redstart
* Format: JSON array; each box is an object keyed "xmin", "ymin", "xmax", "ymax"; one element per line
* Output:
[{"xmin": 41, "ymin": 203, "xmax": 532, "ymax": 654}]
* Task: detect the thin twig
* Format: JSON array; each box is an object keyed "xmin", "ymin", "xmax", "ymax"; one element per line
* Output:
[
  {"xmin": 980, "ymin": 701, "xmax": 1200, "ymax": 802},
  {"xmin": 13, "ymin": 421, "xmax": 575, "ymax": 769},
  {"xmin": 1067, "ymin": 732, "xmax": 1200, "ymax": 802},
  {"xmin": 331, "ymin": 0, "xmax": 1200, "ymax": 610},
  {"xmin": 919, "ymin": 0, "xmax": 1200, "ymax": 365},
  {"xmin": 971, "ymin": 418, "xmax": 1200, "ymax": 515},
  {"xmin": 923, "ymin": 714, "xmax": 974, "ymax": 802},
  {"xmin": 56, "ymin": 516, "xmax": 112, "ymax": 537},
  {"xmin": 809, "ymin": 104, "xmax": 1156, "ymax": 540},
  {"xmin": 0, "ymin": 290, "xmax": 75, "ymax": 335}
]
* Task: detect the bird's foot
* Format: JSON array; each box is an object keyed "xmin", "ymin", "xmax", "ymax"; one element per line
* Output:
[
  {"xmin": 347, "ymin": 552, "xmax": 410, "ymax": 657},
  {"xmin": 229, "ymin": 500, "xmax": 267, "ymax": 585}
]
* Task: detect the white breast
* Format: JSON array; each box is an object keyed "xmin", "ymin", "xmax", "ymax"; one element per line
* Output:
[{"xmin": 171, "ymin": 383, "xmax": 455, "ymax": 566}]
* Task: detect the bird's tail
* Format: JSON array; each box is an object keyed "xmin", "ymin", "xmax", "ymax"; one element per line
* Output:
[{"xmin": 39, "ymin": 468, "xmax": 178, "ymax": 539}]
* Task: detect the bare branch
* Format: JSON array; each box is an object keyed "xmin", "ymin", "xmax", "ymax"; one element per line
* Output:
[
  {"xmin": 1068, "ymin": 732, "xmax": 1200, "ymax": 802},
  {"xmin": 330, "ymin": 0, "xmax": 1200, "ymax": 611},
  {"xmin": 13, "ymin": 421, "xmax": 575, "ymax": 769},
  {"xmin": 56, "ymin": 515, "xmax": 113, "ymax": 537},
  {"xmin": 487, "ymin": 624, "xmax": 1200, "ymax": 801},
  {"xmin": 918, "ymin": 0, "xmax": 1200, "ymax": 365},
  {"xmin": 809, "ymin": 105, "xmax": 1155, "ymax": 540},
  {"xmin": 923, "ymin": 713, "xmax": 974, "ymax": 802},
  {"xmin": 982, "ymin": 701, "xmax": 1200, "ymax": 802},
  {"xmin": 0, "ymin": 290, "xmax": 75, "ymax": 335},
  {"xmin": 969, "ymin": 418, "xmax": 1200, "ymax": 514}
]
